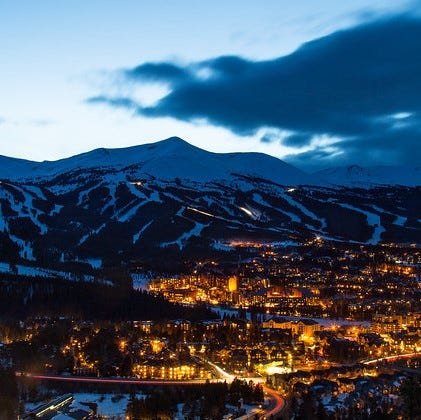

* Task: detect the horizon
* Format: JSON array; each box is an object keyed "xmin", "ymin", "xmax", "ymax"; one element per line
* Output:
[{"xmin": 0, "ymin": 135, "xmax": 416, "ymax": 173}]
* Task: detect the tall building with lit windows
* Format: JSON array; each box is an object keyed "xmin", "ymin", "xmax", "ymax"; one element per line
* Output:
[{"xmin": 228, "ymin": 275, "xmax": 238, "ymax": 292}]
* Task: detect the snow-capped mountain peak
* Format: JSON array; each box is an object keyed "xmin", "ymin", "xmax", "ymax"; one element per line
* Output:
[{"xmin": 0, "ymin": 137, "xmax": 315, "ymax": 186}]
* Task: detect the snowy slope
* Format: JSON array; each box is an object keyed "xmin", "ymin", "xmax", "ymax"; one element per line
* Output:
[{"xmin": 0, "ymin": 138, "xmax": 419, "ymax": 268}]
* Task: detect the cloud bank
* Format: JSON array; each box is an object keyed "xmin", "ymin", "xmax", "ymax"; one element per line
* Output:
[{"xmin": 87, "ymin": 15, "xmax": 421, "ymax": 169}]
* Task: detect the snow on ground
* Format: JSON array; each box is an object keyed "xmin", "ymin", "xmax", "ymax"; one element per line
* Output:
[
  {"xmin": 211, "ymin": 241, "xmax": 234, "ymax": 251},
  {"xmin": 296, "ymin": 316, "xmax": 370, "ymax": 328},
  {"xmin": 78, "ymin": 223, "xmax": 106, "ymax": 246},
  {"xmin": 281, "ymin": 209, "xmax": 301, "ymax": 223},
  {"xmin": 114, "ymin": 198, "xmax": 137, "ymax": 219},
  {"xmin": 133, "ymin": 220, "xmax": 153, "ymax": 244},
  {"xmin": 77, "ymin": 258, "xmax": 103, "ymax": 269},
  {"xmin": 23, "ymin": 185, "xmax": 47, "ymax": 201},
  {"xmin": 1, "ymin": 183, "xmax": 48, "ymax": 234},
  {"xmin": 161, "ymin": 222, "xmax": 209, "ymax": 250},
  {"xmin": 0, "ymin": 202, "xmax": 8, "ymax": 232},
  {"xmin": 17, "ymin": 265, "xmax": 58, "ymax": 277},
  {"xmin": 117, "ymin": 201, "xmax": 145, "ymax": 222},
  {"xmin": 253, "ymin": 193, "xmax": 301, "ymax": 223},
  {"xmin": 336, "ymin": 203, "xmax": 385, "ymax": 244},
  {"xmin": 148, "ymin": 190, "xmax": 163, "ymax": 203},
  {"xmin": 131, "ymin": 272, "xmax": 153, "ymax": 291},
  {"xmin": 0, "ymin": 262, "xmax": 72, "ymax": 279},
  {"xmin": 211, "ymin": 306, "xmax": 242, "ymax": 320},
  {"xmin": 9, "ymin": 184, "xmax": 48, "ymax": 234},
  {"xmin": 371, "ymin": 204, "xmax": 407, "ymax": 226},
  {"xmin": 262, "ymin": 313, "xmax": 371, "ymax": 328},
  {"xmin": 280, "ymin": 192, "xmax": 326, "ymax": 229},
  {"xmin": 70, "ymin": 393, "xmax": 133, "ymax": 418},
  {"xmin": 9, "ymin": 235, "xmax": 35, "ymax": 260},
  {"xmin": 47, "ymin": 182, "xmax": 84, "ymax": 195},
  {"xmin": 161, "ymin": 191, "xmax": 184, "ymax": 203},
  {"xmin": 0, "ymin": 262, "xmax": 9, "ymax": 272},
  {"xmin": 271, "ymin": 240, "xmax": 299, "ymax": 247},
  {"xmin": 77, "ymin": 182, "xmax": 104, "ymax": 206},
  {"xmin": 393, "ymin": 215, "xmax": 407, "ymax": 226},
  {"xmin": 242, "ymin": 403, "xmax": 265, "ymax": 418},
  {"xmin": 0, "ymin": 261, "xmax": 112, "ymax": 285},
  {"xmin": 51, "ymin": 414, "xmax": 73, "ymax": 420},
  {"xmin": 24, "ymin": 401, "xmax": 45, "ymax": 413},
  {"xmin": 99, "ymin": 173, "xmax": 126, "ymax": 214},
  {"xmin": 175, "ymin": 403, "xmax": 184, "ymax": 419},
  {"xmin": 116, "ymin": 189, "xmax": 161, "ymax": 222},
  {"xmin": 49, "ymin": 204, "xmax": 63, "ymax": 216},
  {"xmin": 215, "ymin": 201, "xmax": 236, "ymax": 217},
  {"xmin": 26, "ymin": 393, "xmax": 140, "ymax": 419},
  {"xmin": 125, "ymin": 179, "xmax": 149, "ymax": 199},
  {"xmin": 370, "ymin": 205, "xmax": 386, "ymax": 214}
]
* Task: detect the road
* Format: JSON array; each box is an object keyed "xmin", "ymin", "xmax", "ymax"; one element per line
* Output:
[
  {"xmin": 262, "ymin": 384, "xmax": 285, "ymax": 419},
  {"xmin": 19, "ymin": 373, "xmax": 211, "ymax": 386},
  {"xmin": 21, "ymin": 368, "xmax": 285, "ymax": 419},
  {"xmin": 362, "ymin": 352, "xmax": 420, "ymax": 366},
  {"xmin": 200, "ymin": 358, "xmax": 285, "ymax": 418}
]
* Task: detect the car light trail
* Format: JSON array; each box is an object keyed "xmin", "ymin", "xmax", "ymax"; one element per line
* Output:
[
  {"xmin": 238, "ymin": 206, "xmax": 254, "ymax": 217},
  {"xmin": 362, "ymin": 352, "xmax": 420, "ymax": 365},
  {"xmin": 21, "ymin": 373, "xmax": 213, "ymax": 386},
  {"xmin": 186, "ymin": 206, "xmax": 215, "ymax": 218},
  {"xmin": 262, "ymin": 385, "xmax": 285, "ymax": 418}
]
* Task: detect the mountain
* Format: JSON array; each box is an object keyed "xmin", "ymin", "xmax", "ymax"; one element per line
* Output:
[
  {"xmin": 0, "ymin": 137, "xmax": 314, "ymax": 185},
  {"xmin": 0, "ymin": 137, "xmax": 420, "ymax": 270},
  {"xmin": 315, "ymin": 165, "xmax": 421, "ymax": 187}
]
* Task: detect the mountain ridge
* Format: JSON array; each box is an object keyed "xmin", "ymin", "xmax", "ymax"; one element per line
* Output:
[
  {"xmin": 1, "ymin": 137, "xmax": 420, "ymax": 187},
  {"xmin": 0, "ymin": 137, "xmax": 314, "ymax": 186},
  {"xmin": 315, "ymin": 164, "xmax": 421, "ymax": 187}
]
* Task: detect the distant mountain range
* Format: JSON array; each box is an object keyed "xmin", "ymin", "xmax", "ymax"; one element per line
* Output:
[
  {"xmin": 0, "ymin": 137, "xmax": 419, "ymax": 268},
  {"xmin": 316, "ymin": 164, "xmax": 421, "ymax": 187},
  {"xmin": 1, "ymin": 137, "xmax": 420, "ymax": 187}
]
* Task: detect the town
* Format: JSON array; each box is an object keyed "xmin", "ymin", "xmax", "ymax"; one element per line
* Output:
[{"xmin": 0, "ymin": 240, "xmax": 420, "ymax": 418}]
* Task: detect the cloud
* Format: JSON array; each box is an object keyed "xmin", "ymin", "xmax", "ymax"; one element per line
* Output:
[
  {"xmin": 87, "ymin": 15, "xmax": 421, "ymax": 169},
  {"xmin": 283, "ymin": 133, "xmax": 313, "ymax": 148},
  {"xmin": 125, "ymin": 63, "xmax": 190, "ymax": 84},
  {"xmin": 0, "ymin": 117, "xmax": 56, "ymax": 128},
  {"xmin": 87, "ymin": 95, "xmax": 139, "ymax": 111}
]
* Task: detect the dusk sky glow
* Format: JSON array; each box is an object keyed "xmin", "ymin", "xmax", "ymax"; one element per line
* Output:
[{"xmin": 1, "ymin": 0, "xmax": 420, "ymax": 170}]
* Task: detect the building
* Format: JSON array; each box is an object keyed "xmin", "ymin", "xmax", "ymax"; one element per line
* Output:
[{"xmin": 263, "ymin": 316, "xmax": 292, "ymax": 330}]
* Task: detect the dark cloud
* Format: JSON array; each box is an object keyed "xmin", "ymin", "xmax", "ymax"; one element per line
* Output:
[
  {"xmin": 87, "ymin": 15, "xmax": 421, "ymax": 168},
  {"xmin": 283, "ymin": 133, "xmax": 312, "ymax": 148},
  {"xmin": 125, "ymin": 63, "xmax": 190, "ymax": 84}
]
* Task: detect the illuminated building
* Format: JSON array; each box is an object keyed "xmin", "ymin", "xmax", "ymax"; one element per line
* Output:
[{"xmin": 228, "ymin": 275, "xmax": 238, "ymax": 292}]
